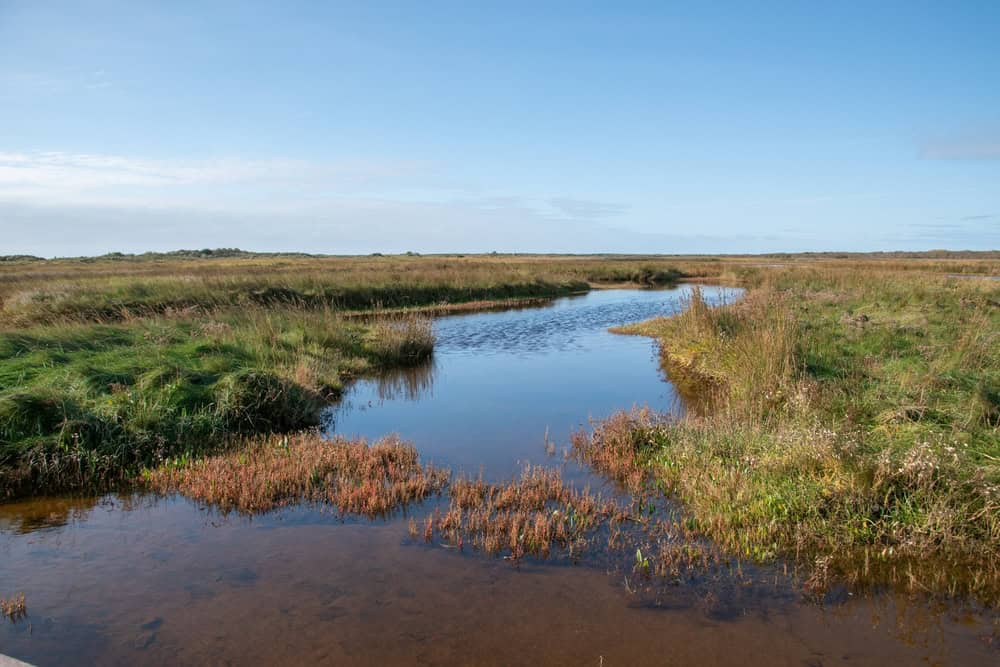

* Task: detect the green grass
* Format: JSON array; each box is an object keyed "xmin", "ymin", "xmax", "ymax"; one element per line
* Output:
[
  {"xmin": 610, "ymin": 271, "xmax": 1000, "ymax": 601},
  {"xmin": 0, "ymin": 308, "xmax": 433, "ymax": 496}
]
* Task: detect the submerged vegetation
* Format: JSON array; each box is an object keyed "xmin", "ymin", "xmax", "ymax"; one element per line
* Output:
[
  {"xmin": 609, "ymin": 269, "xmax": 1000, "ymax": 602},
  {"xmin": 425, "ymin": 466, "xmax": 624, "ymax": 560}
]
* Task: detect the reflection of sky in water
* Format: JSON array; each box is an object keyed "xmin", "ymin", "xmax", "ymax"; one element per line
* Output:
[{"xmin": 327, "ymin": 286, "xmax": 739, "ymax": 481}]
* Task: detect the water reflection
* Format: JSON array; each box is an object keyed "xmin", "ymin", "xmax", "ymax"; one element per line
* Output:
[
  {"xmin": 0, "ymin": 495, "xmax": 100, "ymax": 533},
  {"xmin": 327, "ymin": 287, "xmax": 738, "ymax": 480},
  {"xmin": 372, "ymin": 358, "xmax": 438, "ymax": 402}
]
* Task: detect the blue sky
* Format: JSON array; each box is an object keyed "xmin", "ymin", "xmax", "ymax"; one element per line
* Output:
[{"xmin": 1, "ymin": 1, "xmax": 998, "ymax": 256}]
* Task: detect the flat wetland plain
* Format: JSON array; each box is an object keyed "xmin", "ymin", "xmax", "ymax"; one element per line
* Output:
[{"xmin": 0, "ymin": 251, "xmax": 998, "ymax": 664}]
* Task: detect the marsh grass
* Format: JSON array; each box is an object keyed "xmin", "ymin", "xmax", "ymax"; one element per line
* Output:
[
  {"xmin": 363, "ymin": 314, "xmax": 435, "ymax": 365},
  {"xmin": 421, "ymin": 456, "xmax": 742, "ymax": 592},
  {"xmin": 0, "ymin": 593, "xmax": 26, "ymax": 622},
  {"xmin": 604, "ymin": 268, "xmax": 1000, "ymax": 603},
  {"xmin": 0, "ymin": 307, "xmax": 439, "ymax": 497},
  {"xmin": 0, "ymin": 255, "xmax": 693, "ymax": 327},
  {"xmin": 143, "ymin": 431, "xmax": 449, "ymax": 515},
  {"xmin": 426, "ymin": 465, "xmax": 626, "ymax": 561}
]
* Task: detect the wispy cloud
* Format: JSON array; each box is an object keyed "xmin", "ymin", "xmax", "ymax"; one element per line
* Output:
[
  {"xmin": 0, "ymin": 150, "xmax": 655, "ymax": 256},
  {"xmin": 0, "ymin": 69, "xmax": 117, "ymax": 98},
  {"xmin": 898, "ymin": 217, "xmax": 1000, "ymax": 246},
  {"xmin": 919, "ymin": 124, "xmax": 1000, "ymax": 160},
  {"xmin": 547, "ymin": 197, "xmax": 629, "ymax": 220},
  {"xmin": 0, "ymin": 197, "xmax": 829, "ymax": 257},
  {"xmin": 0, "ymin": 150, "xmax": 435, "ymax": 206}
]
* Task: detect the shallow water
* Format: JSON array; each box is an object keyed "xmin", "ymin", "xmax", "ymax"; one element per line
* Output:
[{"xmin": 1, "ymin": 287, "xmax": 997, "ymax": 665}]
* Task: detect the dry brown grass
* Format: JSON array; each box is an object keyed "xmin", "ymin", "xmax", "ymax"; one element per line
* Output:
[
  {"xmin": 425, "ymin": 465, "xmax": 625, "ymax": 560},
  {"xmin": 0, "ymin": 254, "xmax": 696, "ymax": 327},
  {"xmin": 571, "ymin": 408, "xmax": 660, "ymax": 493},
  {"xmin": 363, "ymin": 314, "xmax": 435, "ymax": 365},
  {"xmin": 1, "ymin": 593, "xmax": 26, "ymax": 622},
  {"xmin": 143, "ymin": 432, "xmax": 449, "ymax": 515}
]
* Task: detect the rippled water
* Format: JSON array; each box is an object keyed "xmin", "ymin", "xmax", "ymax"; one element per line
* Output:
[
  {"xmin": 328, "ymin": 286, "xmax": 736, "ymax": 480},
  {"xmin": 1, "ymin": 287, "xmax": 997, "ymax": 666}
]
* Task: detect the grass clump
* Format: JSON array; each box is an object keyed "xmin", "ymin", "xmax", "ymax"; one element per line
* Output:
[
  {"xmin": 422, "ymin": 466, "xmax": 625, "ymax": 561},
  {"xmin": 143, "ymin": 431, "xmax": 449, "ymax": 515},
  {"xmin": 606, "ymin": 272, "xmax": 1000, "ymax": 603},
  {"xmin": 363, "ymin": 314, "xmax": 435, "ymax": 365},
  {"xmin": 1, "ymin": 593, "xmax": 26, "ymax": 622}
]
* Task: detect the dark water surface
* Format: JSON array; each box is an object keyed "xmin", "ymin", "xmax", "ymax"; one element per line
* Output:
[{"xmin": 1, "ymin": 287, "xmax": 997, "ymax": 666}]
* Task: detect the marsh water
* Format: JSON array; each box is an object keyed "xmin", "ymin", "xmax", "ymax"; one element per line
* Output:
[{"xmin": 1, "ymin": 287, "xmax": 997, "ymax": 665}]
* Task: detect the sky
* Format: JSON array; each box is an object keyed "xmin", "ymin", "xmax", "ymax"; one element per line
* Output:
[{"xmin": 1, "ymin": 1, "xmax": 998, "ymax": 256}]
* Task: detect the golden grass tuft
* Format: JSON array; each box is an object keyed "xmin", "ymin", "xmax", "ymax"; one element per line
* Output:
[
  {"xmin": 1, "ymin": 593, "xmax": 26, "ymax": 622},
  {"xmin": 363, "ymin": 314, "xmax": 435, "ymax": 365},
  {"xmin": 427, "ymin": 465, "xmax": 623, "ymax": 560},
  {"xmin": 143, "ymin": 432, "xmax": 449, "ymax": 515}
]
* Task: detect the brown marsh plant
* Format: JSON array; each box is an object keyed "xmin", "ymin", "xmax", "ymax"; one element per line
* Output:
[
  {"xmin": 1, "ymin": 593, "xmax": 26, "ymax": 622},
  {"xmin": 144, "ymin": 431, "xmax": 449, "ymax": 516},
  {"xmin": 571, "ymin": 408, "xmax": 663, "ymax": 493},
  {"xmin": 425, "ymin": 465, "xmax": 626, "ymax": 560}
]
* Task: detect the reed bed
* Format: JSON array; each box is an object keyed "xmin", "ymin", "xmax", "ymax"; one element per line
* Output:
[{"xmin": 143, "ymin": 431, "xmax": 449, "ymax": 515}]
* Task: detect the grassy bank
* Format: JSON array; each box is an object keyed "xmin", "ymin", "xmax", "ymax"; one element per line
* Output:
[
  {"xmin": 605, "ymin": 270, "xmax": 1000, "ymax": 602},
  {"xmin": 0, "ymin": 308, "xmax": 433, "ymax": 497}
]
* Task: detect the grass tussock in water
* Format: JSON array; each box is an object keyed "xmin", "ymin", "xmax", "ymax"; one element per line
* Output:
[
  {"xmin": 420, "ymin": 465, "xmax": 626, "ymax": 560},
  {"xmin": 606, "ymin": 272, "xmax": 1000, "ymax": 603},
  {"xmin": 1, "ymin": 593, "xmax": 26, "ymax": 622},
  {"xmin": 420, "ymin": 458, "xmax": 738, "ymax": 589},
  {"xmin": 363, "ymin": 314, "xmax": 435, "ymax": 365},
  {"xmin": 143, "ymin": 431, "xmax": 449, "ymax": 515}
]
